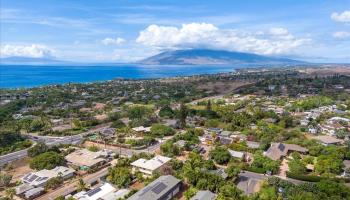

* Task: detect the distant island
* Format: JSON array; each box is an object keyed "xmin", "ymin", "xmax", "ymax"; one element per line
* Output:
[{"xmin": 1, "ymin": 49, "xmax": 305, "ymax": 66}]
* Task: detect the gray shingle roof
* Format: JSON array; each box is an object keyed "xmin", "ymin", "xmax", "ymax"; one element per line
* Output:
[
  {"xmin": 128, "ymin": 175, "xmax": 181, "ymax": 200},
  {"xmin": 191, "ymin": 190, "xmax": 217, "ymax": 200}
]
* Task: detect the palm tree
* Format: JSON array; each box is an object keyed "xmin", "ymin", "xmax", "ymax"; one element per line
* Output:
[
  {"xmin": 76, "ymin": 178, "xmax": 87, "ymax": 192},
  {"xmin": 5, "ymin": 188, "xmax": 16, "ymax": 200}
]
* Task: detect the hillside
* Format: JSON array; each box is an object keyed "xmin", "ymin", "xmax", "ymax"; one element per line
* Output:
[{"xmin": 139, "ymin": 49, "xmax": 304, "ymax": 65}]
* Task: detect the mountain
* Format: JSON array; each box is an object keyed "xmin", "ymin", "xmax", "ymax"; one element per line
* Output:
[
  {"xmin": 0, "ymin": 56, "xmax": 67, "ymax": 65},
  {"xmin": 139, "ymin": 49, "xmax": 305, "ymax": 65}
]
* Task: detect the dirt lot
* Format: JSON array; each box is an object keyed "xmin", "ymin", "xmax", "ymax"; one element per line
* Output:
[
  {"xmin": 298, "ymin": 66, "xmax": 350, "ymax": 76},
  {"xmin": 5, "ymin": 157, "xmax": 33, "ymax": 183}
]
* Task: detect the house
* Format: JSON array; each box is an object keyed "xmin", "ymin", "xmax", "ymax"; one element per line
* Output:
[
  {"xmin": 264, "ymin": 143, "xmax": 308, "ymax": 160},
  {"xmin": 24, "ymin": 187, "xmax": 45, "ymax": 200},
  {"xmin": 65, "ymin": 149, "xmax": 113, "ymax": 170},
  {"xmin": 21, "ymin": 166, "xmax": 75, "ymax": 187},
  {"xmin": 205, "ymin": 127, "xmax": 222, "ymax": 134},
  {"xmin": 313, "ymin": 135, "xmax": 343, "ymax": 146},
  {"xmin": 74, "ymin": 182, "xmax": 113, "ymax": 200},
  {"xmin": 191, "ymin": 190, "xmax": 217, "ymax": 200},
  {"xmin": 200, "ymin": 134, "xmax": 214, "ymax": 145},
  {"xmin": 219, "ymin": 136, "xmax": 233, "ymax": 145},
  {"xmin": 228, "ymin": 150, "xmax": 245, "ymax": 160},
  {"xmin": 132, "ymin": 126, "xmax": 151, "ymax": 133},
  {"xmin": 131, "ymin": 155, "xmax": 171, "ymax": 176},
  {"xmin": 246, "ymin": 141, "xmax": 260, "ymax": 149},
  {"xmin": 73, "ymin": 182, "xmax": 129, "ymax": 200},
  {"xmin": 128, "ymin": 175, "xmax": 182, "ymax": 200},
  {"xmin": 209, "ymin": 169, "xmax": 228, "ymax": 179},
  {"xmin": 237, "ymin": 172, "xmax": 266, "ymax": 195},
  {"xmin": 15, "ymin": 183, "xmax": 34, "ymax": 196},
  {"xmin": 100, "ymin": 128, "xmax": 115, "ymax": 137},
  {"xmin": 220, "ymin": 131, "xmax": 233, "ymax": 138}
]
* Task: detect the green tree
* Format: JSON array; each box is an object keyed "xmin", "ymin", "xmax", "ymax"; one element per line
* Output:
[
  {"xmin": 107, "ymin": 167, "xmax": 132, "ymax": 187},
  {"xmin": 151, "ymin": 124, "xmax": 175, "ymax": 137},
  {"xmin": 30, "ymin": 151, "xmax": 65, "ymax": 170},
  {"xmin": 0, "ymin": 173, "xmax": 12, "ymax": 188},
  {"xmin": 178, "ymin": 103, "xmax": 188, "ymax": 128},
  {"xmin": 209, "ymin": 147, "xmax": 231, "ymax": 165},
  {"xmin": 28, "ymin": 142, "xmax": 49, "ymax": 157},
  {"xmin": 184, "ymin": 187, "xmax": 198, "ymax": 200}
]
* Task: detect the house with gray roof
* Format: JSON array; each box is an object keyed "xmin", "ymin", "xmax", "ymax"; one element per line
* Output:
[
  {"xmin": 128, "ymin": 175, "xmax": 181, "ymax": 200},
  {"xmin": 21, "ymin": 166, "xmax": 75, "ymax": 187},
  {"xmin": 208, "ymin": 168, "xmax": 228, "ymax": 179},
  {"xmin": 264, "ymin": 143, "xmax": 308, "ymax": 160},
  {"xmin": 191, "ymin": 190, "xmax": 217, "ymax": 200}
]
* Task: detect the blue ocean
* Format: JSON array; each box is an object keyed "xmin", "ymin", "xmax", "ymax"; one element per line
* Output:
[{"xmin": 0, "ymin": 64, "xmax": 236, "ymax": 88}]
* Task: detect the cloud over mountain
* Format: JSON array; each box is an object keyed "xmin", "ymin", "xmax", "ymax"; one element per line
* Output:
[{"xmin": 136, "ymin": 23, "xmax": 310, "ymax": 55}]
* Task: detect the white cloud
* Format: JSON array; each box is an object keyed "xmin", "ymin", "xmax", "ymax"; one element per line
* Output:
[
  {"xmin": 333, "ymin": 31, "xmax": 350, "ymax": 38},
  {"xmin": 101, "ymin": 37, "xmax": 126, "ymax": 45},
  {"xmin": 136, "ymin": 23, "xmax": 310, "ymax": 55},
  {"xmin": 0, "ymin": 44, "xmax": 54, "ymax": 58},
  {"xmin": 331, "ymin": 10, "xmax": 350, "ymax": 22}
]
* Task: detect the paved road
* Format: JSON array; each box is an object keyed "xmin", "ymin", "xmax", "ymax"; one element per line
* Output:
[
  {"xmin": 36, "ymin": 167, "xmax": 109, "ymax": 200},
  {"xmin": 0, "ymin": 149, "xmax": 28, "ymax": 166},
  {"xmin": 0, "ymin": 125, "xmax": 110, "ymax": 167}
]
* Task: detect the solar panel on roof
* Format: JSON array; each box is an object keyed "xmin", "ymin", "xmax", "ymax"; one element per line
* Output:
[
  {"xmin": 86, "ymin": 187, "xmax": 102, "ymax": 197},
  {"xmin": 23, "ymin": 174, "xmax": 31, "ymax": 180},
  {"xmin": 28, "ymin": 175, "xmax": 38, "ymax": 182},
  {"xmin": 151, "ymin": 182, "xmax": 167, "ymax": 194}
]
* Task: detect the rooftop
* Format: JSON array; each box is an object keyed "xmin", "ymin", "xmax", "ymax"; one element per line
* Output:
[
  {"xmin": 191, "ymin": 190, "xmax": 217, "ymax": 200},
  {"xmin": 21, "ymin": 166, "xmax": 75, "ymax": 187},
  {"xmin": 74, "ymin": 182, "xmax": 116, "ymax": 200},
  {"xmin": 264, "ymin": 143, "xmax": 308, "ymax": 160},
  {"xmin": 131, "ymin": 155, "xmax": 171, "ymax": 172},
  {"xmin": 128, "ymin": 175, "xmax": 181, "ymax": 200},
  {"xmin": 65, "ymin": 148, "xmax": 111, "ymax": 167}
]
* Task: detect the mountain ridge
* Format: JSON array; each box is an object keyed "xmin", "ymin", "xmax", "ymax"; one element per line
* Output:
[{"xmin": 138, "ymin": 49, "xmax": 305, "ymax": 65}]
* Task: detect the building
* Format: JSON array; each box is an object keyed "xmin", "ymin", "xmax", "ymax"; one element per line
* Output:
[
  {"xmin": 73, "ymin": 182, "xmax": 129, "ymax": 200},
  {"xmin": 21, "ymin": 166, "xmax": 75, "ymax": 187},
  {"xmin": 313, "ymin": 135, "xmax": 343, "ymax": 146},
  {"xmin": 264, "ymin": 143, "xmax": 308, "ymax": 160},
  {"xmin": 237, "ymin": 172, "xmax": 266, "ymax": 195},
  {"xmin": 65, "ymin": 148, "xmax": 113, "ymax": 170},
  {"xmin": 132, "ymin": 126, "xmax": 151, "ymax": 133},
  {"xmin": 228, "ymin": 150, "xmax": 245, "ymax": 160},
  {"xmin": 208, "ymin": 169, "xmax": 228, "ymax": 179},
  {"xmin": 131, "ymin": 155, "xmax": 171, "ymax": 176},
  {"xmin": 15, "ymin": 183, "xmax": 34, "ymax": 196},
  {"xmin": 246, "ymin": 141, "xmax": 260, "ymax": 149},
  {"xmin": 191, "ymin": 190, "xmax": 217, "ymax": 200},
  {"xmin": 24, "ymin": 187, "xmax": 45, "ymax": 199},
  {"xmin": 128, "ymin": 175, "xmax": 181, "ymax": 200}
]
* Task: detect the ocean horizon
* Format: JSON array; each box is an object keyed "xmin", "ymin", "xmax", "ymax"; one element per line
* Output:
[{"xmin": 0, "ymin": 64, "xmax": 238, "ymax": 89}]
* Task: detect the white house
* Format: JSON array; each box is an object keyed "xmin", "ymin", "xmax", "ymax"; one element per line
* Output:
[
  {"xmin": 21, "ymin": 166, "xmax": 75, "ymax": 187},
  {"xmin": 132, "ymin": 126, "xmax": 151, "ymax": 133},
  {"xmin": 131, "ymin": 155, "xmax": 171, "ymax": 176}
]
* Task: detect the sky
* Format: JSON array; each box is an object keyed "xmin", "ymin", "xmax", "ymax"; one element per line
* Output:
[{"xmin": 0, "ymin": 0, "xmax": 350, "ymax": 63}]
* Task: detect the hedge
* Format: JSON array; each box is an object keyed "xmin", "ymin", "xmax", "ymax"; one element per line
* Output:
[{"xmin": 286, "ymin": 172, "xmax": 322, "ymax": 182}]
